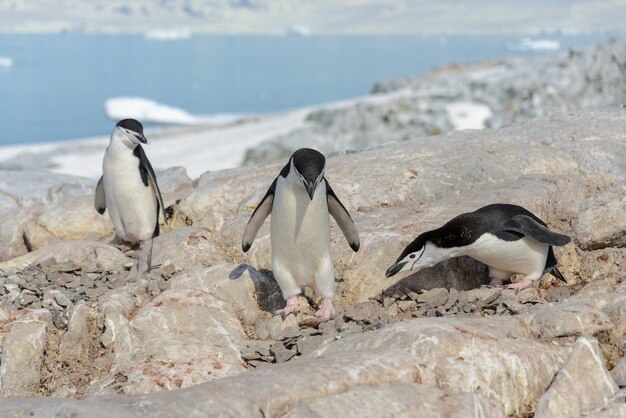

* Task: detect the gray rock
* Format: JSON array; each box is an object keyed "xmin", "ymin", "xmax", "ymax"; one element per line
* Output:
[
  {"xmin": 416, "ymin": 288, "xmax": 449, "ymax": 308},
  {"xmin": 270, "ymin": 343, "xmax": 296, "ymax": 363},
  {"xmin": 87, "ymin": 288, "xmax": 246, "ymax": 396},
  {"xmin": 0, "ymin": 310, "xmax": 50, "ymax": 396},
  {"xmin": 42, "ymin": 289, "xmax": 64, "ymax": 311},
  {"xmin": 575, "ymin": 182, "xmax": 626, "ymax": 250},
  {"xmin": 516, "ymin": 287, "xmax": 541, "ymax": 304},
  {"xmin": 311, "ymin": 316, "xmax": 569, "ymax": 416},
  {"xmin": 265, "ymin": 312, "xmax": 299, "ymax": 340},
  {"xmin": 525, "ymin": 301, "xmax": 614, "ymax": 339},
  {"xmin": 586, "ymin": 402, "xmax": 626, "ymax": 418},
  {"xmin": 155, "ymin": 166, "xmax": 194, "ymax": 205},
  {"xmin": 98, "ymin": 292, "xmax": 135, "ymax": 348},
  {"xmin": 133, "ymin": 227, "xmax": 223, "ymax": 275},
  {"xmin": 19, "ymin": 290, "xmax": 39, "ymax": 306},
  {"xmin": 295, "ymin": 334, "xmax": 331, "ymax": 355},
  {"xmin": 169, "ymin": 263, "xmax": 282, "ymax": 326},
  {"xmin": 241, "ymin": 341, "xmax": 272, "ymax": 361},
  {"xmin": 285, "ymin": 382, "xmax": 505, "ymax": 417},
  {"xmin": 59, "ymin": 302, "xmax": 90, "ymax": 365},
  {"xmin": 535, "ymin": 338, "xmax": 618, "ymax": 417},
  {"xmin": 0, "ymin": 240, "xmax": 129, "ymax": 273}
]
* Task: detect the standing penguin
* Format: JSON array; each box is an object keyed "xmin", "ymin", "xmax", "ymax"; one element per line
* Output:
[
  {"xmin": 242, "ymin": 148, "xmax": 360, "ymax": 319},
  {"xmin": 94, "ymin": 119, "xmax": 166, "ymax": 262},
  {"xmin": 385, "ymin": 204, "xmax": 570, "ymax": 290}
]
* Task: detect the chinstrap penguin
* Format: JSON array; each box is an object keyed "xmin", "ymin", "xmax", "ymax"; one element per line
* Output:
[
  {"xmin": 242, "ymin": 148, "xmax": 360, "ymax": 320},
  {"xmin": 95, "ymin": 119, "xmax": 166, "ymax": 267},
  {"xmin": 385, "ymin": 203, "xmax": 570, "ymax": 290}
]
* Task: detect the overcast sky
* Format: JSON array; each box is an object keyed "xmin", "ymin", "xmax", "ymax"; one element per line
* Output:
[{"xmin": 1, "ymin": 0, "xmax": 625, "ymax": 34}]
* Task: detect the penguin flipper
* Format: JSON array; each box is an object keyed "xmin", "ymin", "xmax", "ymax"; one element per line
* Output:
[
  {"xmin": 94, "ymin": 176, "xmax": 106, "ymax": 215},
  {"xmin": 242, "ymin": 178, "xmax": 276, "ymax": 252},
  {"xmin": 134, "ymin": 145, "xmax": 167, "ymax": 224},
  {"xmin": 326, "ymin": 181, "xmax": 360, "ymax": 252},
  {"xmin": 502, "ymin": 215, "xmax": 571, "ymax": 246}
]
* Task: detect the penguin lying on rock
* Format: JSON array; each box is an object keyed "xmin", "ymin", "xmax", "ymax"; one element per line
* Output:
[
  {"xmin": 95, "ymin": 119, "xmax": 166, "ymax": 268},
  {"xmin": 386, "ymin": 203, "xmax": 570, "ymax": 290},
  {"xmin": 242, "ymin": 148, "xmax": 360, "ymax": 320}
]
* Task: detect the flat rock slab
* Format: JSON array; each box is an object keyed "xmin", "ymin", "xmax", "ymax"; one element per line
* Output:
[
  {"xmin": 575, "ymin": 182, "xmax": 626, "ymax": 250},
  {"xmin": 0, "ymin": 311, "xmax": 50, "ymax": 396},
  {"xmin": 87, "ymin": 288, "xmax": 247, "ymax": 395},
  {"xmin": 535, "ymin": 338, "xmax": 618, "ymax": 417},
  {"xmin": 524, "ymin": 300, "xmax": 614, "ymax": 338},
  {"xmin": 0, "ymin": 240, "xmax": 129, "ymax": 272},
  {"xmin": 284, "ymin": 382, "xmax": 505, "ymax": 418},
  {"xmin": 311, "ymin": 316, "xmax": 569, "ymax": 416}
]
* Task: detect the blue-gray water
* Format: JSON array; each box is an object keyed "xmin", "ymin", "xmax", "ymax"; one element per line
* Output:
[{"xmin": 0, "ymin": 33, "xmax": 615, "ymax": 146}]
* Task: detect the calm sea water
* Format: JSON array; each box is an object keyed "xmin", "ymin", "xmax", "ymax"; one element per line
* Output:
[{"xmin": 0, "ymin": 33, "xmax": 615, "ymax": 146}]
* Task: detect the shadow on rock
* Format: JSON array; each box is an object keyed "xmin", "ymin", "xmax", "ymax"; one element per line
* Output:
[
  {"xmin": 229, "ymin": 264, "xmax": 283, "ymax": 313},
  {"xmin": 384, "ymin": 256, "xmax": 489, "ymax": 296}
]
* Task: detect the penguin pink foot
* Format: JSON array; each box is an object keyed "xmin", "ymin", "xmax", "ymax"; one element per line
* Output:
[
  {"xmin": 507, "ymin": 277, "xmax": 534, "ymax": 291},
  {"xmin": 275, "ymin": 296, "xmax": 302, "ymax": 319},
  {"xmin": 315, "ymin": 298, "xmax": 335, "ymax": 320},
  {"xmin": 488, "ymin": 277, "xmax": 505, "ymax": 286}
]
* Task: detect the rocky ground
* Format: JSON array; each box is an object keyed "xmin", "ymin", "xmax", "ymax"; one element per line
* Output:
[
  {"xmin": 0, "ymin": 106, "xmax": 625, "ymax": 416},
  {"xmin": 243, "ymin": 39, "xmax": 626, "ymax": 166}
]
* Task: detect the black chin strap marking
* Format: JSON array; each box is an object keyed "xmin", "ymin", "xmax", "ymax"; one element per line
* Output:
[{"xmin": 411, "ymin": 246, "xmax": 426, "ymax": 270}]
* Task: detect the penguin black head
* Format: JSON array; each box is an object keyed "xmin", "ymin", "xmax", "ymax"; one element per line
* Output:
[
  {"xmin": 115, "ymin": 119, "xmax": 147, "ymax": 145},
  {"xmin": 385, "ymin": 232, "xmax": 452, "ymax": 278},
  {"xmin": 290, "ymin": 148, "xmax": 326, "ymax": 200}
]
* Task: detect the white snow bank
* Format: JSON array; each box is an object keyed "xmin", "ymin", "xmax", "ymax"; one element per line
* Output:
[
  {"xmin": 507, "ymin": 38, "xmax": 560, "ymax": 51},
  {"xmin": 104, "ymin": 97, "xmax": 240, "ymax": 126},
  {"xmin": 446, "ymin": 102, "xmax": 493, "ymax": 130},
  {"xmin": 0, "ymin": 57, "xmax": 13, "ymax": 68}
]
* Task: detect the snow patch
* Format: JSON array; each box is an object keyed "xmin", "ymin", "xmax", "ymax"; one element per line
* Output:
[{"xmin": 446, "ymin": 102, "xmax": 493, "ymax": 130}]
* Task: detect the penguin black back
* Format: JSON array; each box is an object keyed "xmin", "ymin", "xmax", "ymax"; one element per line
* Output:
[{"xmin": 396, "ymin": 204, "xmax": 555, "ymax": 262}]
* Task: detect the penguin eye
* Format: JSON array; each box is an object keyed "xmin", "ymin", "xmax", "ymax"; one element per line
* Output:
[{"xmin": 409, "ymin": 254, "xmax": 416, "ymax": 259}]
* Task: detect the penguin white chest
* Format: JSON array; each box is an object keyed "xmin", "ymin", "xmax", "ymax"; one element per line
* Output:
[
  {"xmin": 271, "ymin": 178, "xmax": 332, "ymax": 289},
  {"xmin": 465, "ymin": 233, "xmax": 549, "ymax": 276},
  {"xmin": 103, "ymin": 148, "xmax": 157, "ymax": 242}
]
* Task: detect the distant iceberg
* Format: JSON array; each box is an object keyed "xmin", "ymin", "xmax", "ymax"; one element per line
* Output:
[
  {"xmin": 144, "ymin": 28, "xmax": 192, "ymax": 41},
  {"xmin": 0, "ymin": 57, "xmax": 13, "ymax": 68},
  {"xmin": 507, "ymin": 38, "xmax": 560, "ymax": 51},
  {"xmin": 104, "ymin": 97, "xmax": 240, "ymax": 126},
  {"xmin": 284, "ymin": 24, "xmax": 311, "ymax": 37}
]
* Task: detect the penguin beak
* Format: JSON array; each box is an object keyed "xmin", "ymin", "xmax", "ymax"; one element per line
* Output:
[
  {"xmin": 305, "ymin": 182, "xmax": 316, "ymax": 200},
  {"xmin": 136, "ymin": 133, "xmax": 148, "ymax": 144},
  {"xmin": 385, "ymin": 261, "xmax": 408, "ymax": 278}
]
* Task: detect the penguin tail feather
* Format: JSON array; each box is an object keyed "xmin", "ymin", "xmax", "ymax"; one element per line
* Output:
[{"xmin": 549, "ymin": 267, "xmax": 567, "ymax": 283}]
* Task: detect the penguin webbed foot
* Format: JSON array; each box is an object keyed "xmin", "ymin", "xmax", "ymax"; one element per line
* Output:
[
  {"xmin": 274, "ymin": 296, "xmax": 302, "ymax": 319},
  {"xmin": 315, "ymin": 298, "xmax": 336, "ymax": 321},
  {"xmin": 506, "ymin": 277, "xmax": 535, "ymax": 292}
]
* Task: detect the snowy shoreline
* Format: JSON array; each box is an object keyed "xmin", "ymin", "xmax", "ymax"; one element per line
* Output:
[
  {"xmin": 0, "ymin": 109, "xmax": 307, "ymax": 180},
  {"xmin": 0, "ymin": 89, "xmax": 418, "ymax": 180}
]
